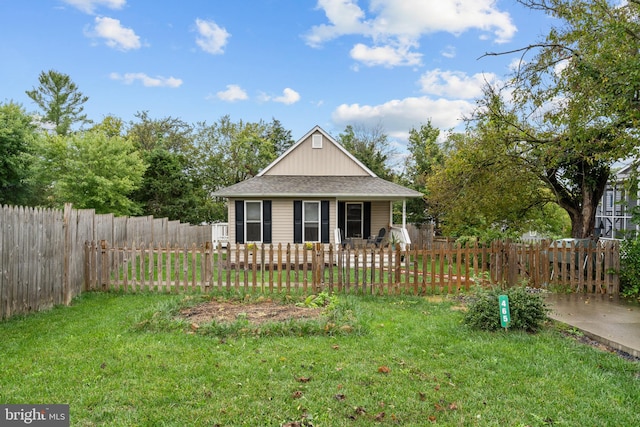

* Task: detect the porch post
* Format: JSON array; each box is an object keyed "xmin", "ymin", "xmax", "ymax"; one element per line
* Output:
[
  {"xmin": 402, "ymin": 200, "xmax": 407, "ymax": 229},
  {"xmin": 389, "ymin": 201, "xmax": 393, "ymax": 227}
]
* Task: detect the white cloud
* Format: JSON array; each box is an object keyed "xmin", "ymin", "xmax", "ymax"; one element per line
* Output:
[
  {"xmin": 195, "ymin": 19, "xmax": 230, "ymax": 55},
  {"xmin": 88, "ymin": 16, "xmax": 141, "ymax": 51},
  {"xmin": 305, "ymin": 0, "xmax": 369, "ymax": 48},
  {"xmin": 62, "ymin": 0, "xmax": 125, "ymax": 14},
  {"xmin": 350, "ymin": 43, "xmax": 421, "ymax": 67},
  {"xmin": 110, "ymin": 72, "xmax": 182, "ymax": 87},
  {"xmin": 419, "ymin": 69, "xmax": 498, "ymax": 99},
  {"xmin": 305, "ymin": 0, "xmax": 516, "ymax": 67},
  {"xmin": 331, "ymin": 96, "xmax": 475, "ymax": 136},
  {"xmin": 216, "ymin": 84, "xmax": 248, "ymax": 102},
  {"xmin": 441, "ymin": 45, "xmax": 456, "ymax": 59},
  {"xmin": 273, "ymin": 88, "xmax": 301, "ymax": 105}
]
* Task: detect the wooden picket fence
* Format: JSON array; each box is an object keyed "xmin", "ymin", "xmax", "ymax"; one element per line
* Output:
[{"xmin": 84, "ymin": 240, "xmax": 620, "ymax": 295}]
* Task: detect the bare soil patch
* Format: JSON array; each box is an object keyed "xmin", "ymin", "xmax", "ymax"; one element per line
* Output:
[{"xmin": 179, "ymin": 300, "xmax": 324, "ymax": 326}]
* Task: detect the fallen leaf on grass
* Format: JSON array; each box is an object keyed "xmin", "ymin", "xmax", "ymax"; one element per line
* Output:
[
  {"xmin": 332, "ymin": 344, "xmax": 340, "ymax": 350},
  {"xmin": 291, "ymin": 390, "xmax": 303, "ymax": 399},
  {"xmin": 449, "ymin": 402, "xmax": 458, "ymax": 410},
  {"xmin": 296, "ymin": 376, "xmax": 312, "ymax": 383},
  {"xmin": 428, "ymin": 415, "xmax": 437, "ymax": 422},
  {"xmin": 334, "ymin": 394, "xmax": 346, "ymax": 401},
  {"xmin": 419, "ymin": 392, "xmax": 427, "ymax": 401},
  {"xmin": 374, "ymin": 412, "xmax": 385, "ymax": 421},
  {"xmin": 377, "ymin": 366, "xmax": 391, "ymax": 374},
  {"xmin": 354, "ymin": 406, "xmax": 366, "ymax": 415}
]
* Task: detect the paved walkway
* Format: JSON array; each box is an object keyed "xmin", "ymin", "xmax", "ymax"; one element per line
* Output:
[{"xmin": 545, "ymin": 293, "xmax": 640, "ymax": 359}]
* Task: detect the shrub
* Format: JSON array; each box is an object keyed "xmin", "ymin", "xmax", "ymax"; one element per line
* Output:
[
  {"xmin": 462, "ymin": 286, "xmax": 549, "ymax": 332},
  {"xmin": 619, "ymin": 238, "xmax": 640, "ymax": 301}
]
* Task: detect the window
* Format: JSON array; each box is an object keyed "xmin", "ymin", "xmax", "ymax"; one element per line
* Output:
[
  {"xmin": 345, "ymin": 202, "xmax": 363, "ymax": 238},
  {"xmin": 245, "ymin": 201, "xmax": 262, "ymax": 242},
  {"xmin": 304, "ymin": 201, "xmax": 320, "ymax": 241}
]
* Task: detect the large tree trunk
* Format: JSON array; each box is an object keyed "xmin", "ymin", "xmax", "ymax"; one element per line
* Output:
[{"xmin": 546, "ymin": 161, "xmax": 609, "ymax": 239}]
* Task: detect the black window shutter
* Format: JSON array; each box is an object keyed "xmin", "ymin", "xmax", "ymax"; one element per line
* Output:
[
  {"xmin": 321, "ymin": 200, "xmax": 330, "ymax": 243},
  {"xmin": 263, "ymin": 200, "xmax": 272, "ymax": 243},
  {"xmin": 293, "ymin": 200, "xmax": 302, "ymax": 243},
  {"xmin": 364, "ymin": 202, "xmax": 371, "ymax": 239},
  {"xmin": 235, "ymin": 200, "xmax": 244, "ymax": 244},
  {"xmin": 338, "ymin": 202, "xmax": 345, "ymax": 237}
]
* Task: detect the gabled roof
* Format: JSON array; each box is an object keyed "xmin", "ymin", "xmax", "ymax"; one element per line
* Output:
[
  {"xmin": 212, "ymin": 125, "xmax": 423, "ymax": 200},
  {"xmin": 213, "ymin": 175, "xmax": 423, "ymax": 200},
  {"xmin": 258, "ymin": 125, "xmax": 376, "ymax": 177}
]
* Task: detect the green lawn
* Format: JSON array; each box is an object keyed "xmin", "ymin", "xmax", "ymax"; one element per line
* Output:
[{"xmin": 1, "ymin": 291, "xmax": 638, "ymax": 426}]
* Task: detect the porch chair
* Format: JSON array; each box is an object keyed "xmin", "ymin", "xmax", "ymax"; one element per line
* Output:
[{"xmin": 367, "ymin": 228, "xmax": 386, "ymax": 248}]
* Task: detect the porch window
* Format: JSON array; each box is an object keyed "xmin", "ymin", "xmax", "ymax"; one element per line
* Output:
[
  {"xmin": 304, "ymin": 201, "xmax": 320, "ymax": 241},
  {"xmin": 245, "ymin": 201, "xmax": 262, "ymax": 242},
  {"xmin": 346, "ymin": 202, "xmax": 363, "ymax": 238}
]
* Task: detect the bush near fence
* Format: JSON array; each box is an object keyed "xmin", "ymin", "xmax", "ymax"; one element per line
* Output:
[{"xmin": 85, "ymin": 240, "xmax": 619, "ymax": 296}]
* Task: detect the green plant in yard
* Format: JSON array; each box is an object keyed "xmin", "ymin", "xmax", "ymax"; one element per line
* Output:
[
  {"xmin": 463, "ymin": 285, "xmax": 550, "ymax": 332},
  {"xmin": 619, "ymin": 237, "xmax": 640, "ymax": 301},
  {"xmin": 297, "ymin": 291, "xmax": 338, "ymax": 309}
]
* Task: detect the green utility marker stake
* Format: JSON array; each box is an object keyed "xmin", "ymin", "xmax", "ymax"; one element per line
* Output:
[{"xmin": 499, "ymin": 295, "xmax": 511, "ymax": 329}]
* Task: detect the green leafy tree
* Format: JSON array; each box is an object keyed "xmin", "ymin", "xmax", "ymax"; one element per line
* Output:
[
  {"xmin": 126, "ymin": 111, "xmax": 193, "ymax": 152},
  {"xmin": 25, "ymin": 70, "xmax": 90, "ymax": 135},
  {"xmin": 35, "ymin": 131, "xmax": 146, "ymax": 215},
  {"xmin": 337, "ymin": 123, "xmax": 396, "ymax": 180},
  {"xmin": 265, "ymin": 118, "xmax": 295, "ymax": 156},
  {"xmin": 132, "ymin": 149, "xmax": 213, "ymax": 224},
  {"xmin": 0, "ymin": 102, "xmax": 38, "ymax": 205},
  {"xmin": 401, "ymin": 121, "xmax": 443, "ymax": 225},
  {"xmin": 426, "ymin": 114, "xmax": 562, "ymax": 239},
  {"xmin": 478, "ymin": 0, "xmax": 640, "ymax": 237},
  {"xmin": 90, "ymin": 115, "xmax": 125, "ymax": 138},
  {"xmin": 192, "ymin": 116, "xmax": 287, "ymax": 221}
]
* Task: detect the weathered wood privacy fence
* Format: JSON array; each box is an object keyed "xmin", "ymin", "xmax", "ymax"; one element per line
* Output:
[
  {"xmin": 0, "ymin": 204, "xmax": 211, "ymax": 319},
  {"xmin": 84, "ymin": 240, "xmax": 620, "ymax": 295}
]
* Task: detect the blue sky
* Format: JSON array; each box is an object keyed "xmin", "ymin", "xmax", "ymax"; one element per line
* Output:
[{"xmin": 0, "ymin": 0, "xmax": 552, "ymax": 149}]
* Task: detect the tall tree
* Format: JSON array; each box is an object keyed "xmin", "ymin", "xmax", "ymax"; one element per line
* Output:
[
  {"xmin": 477, "ymin": 0, "xmax": 640, "ymax": 238},
  {"xmin": 192, "ymin": 116, "xmax": 286, "ymax": 221},
  {"xmin": 401, "ymin": 121, "xmax": 443, "ymax": 225},
  {"xmin": 265, "ymin": 118, "xmax": 295, "ymax": 156},
  {"xmin": 34, "ymin": 131, "xmax": 146, "ymax": 215},
  {"xmin": 337, "ymin": 123, "xmax": 396, "ymax": 180},
  {"xmin": 0, "ymin": 102, "xmax": 38, "ymax": 205},
  {"xmin": 126, "ymin": 111, "xmax": 193, "ymax": 152},
  {"xmin": 426, "ymin": 116, "xmax": 564, "ymax": 239},
  {"xmin": 132, "ymin": 149, "xmax": 212, "ymax": 224},
  {"xmin": 25, "ymin": 70, "xmax": 90, "ymax": 135}
]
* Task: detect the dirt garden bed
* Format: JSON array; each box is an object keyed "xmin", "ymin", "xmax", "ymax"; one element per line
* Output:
[{"xmin": 179, "ymin": 300, "xmax": 324, "ymax": 326}]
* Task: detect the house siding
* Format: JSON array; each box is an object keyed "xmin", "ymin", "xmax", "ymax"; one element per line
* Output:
[
  {"xmin": 369, "ymin": 201, "xmax": 391, "ymax": 238},
  {"xmin": 263, "ymin": 131, "xmax": 370, "ymax": 177},
  {"xmin": 227, "ymin": 198, "xmax": 338, "ymax": 245}
]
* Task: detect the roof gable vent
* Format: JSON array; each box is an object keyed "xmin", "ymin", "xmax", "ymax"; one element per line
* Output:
[{"xmin": 312, "ymin": 134, "xmax": 323, "ymax": 149}]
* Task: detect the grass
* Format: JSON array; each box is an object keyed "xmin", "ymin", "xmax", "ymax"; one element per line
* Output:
[{"xmin": 1, "ymin": 292, "xmax": 639, "ymax": 426}]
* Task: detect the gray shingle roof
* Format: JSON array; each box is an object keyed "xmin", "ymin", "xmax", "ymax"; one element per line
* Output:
[{"xmin": 212, "ymin": 175, "xmax": 423, "ymax": 199}]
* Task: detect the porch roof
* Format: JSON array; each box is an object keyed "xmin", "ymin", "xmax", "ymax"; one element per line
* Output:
[{"xmin": 212, "ymin": 175, "xmax": 423, "ymax": 200}]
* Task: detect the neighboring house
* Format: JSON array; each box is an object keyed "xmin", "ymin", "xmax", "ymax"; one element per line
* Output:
[
  {"xmin": 595, "ymin": 163, "xmax": 640, "ymax": 239},
  {"xmin": 212, "ymin": 125, "xmax": 423, "ymax": 246}
]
